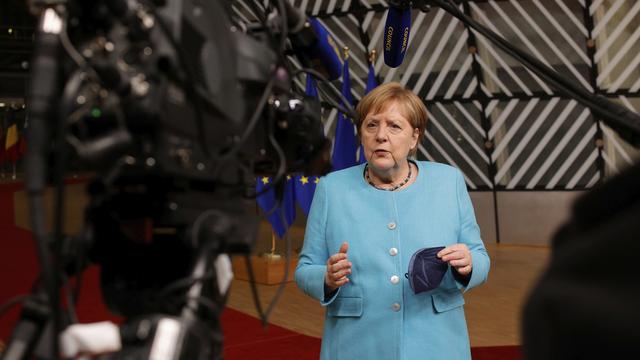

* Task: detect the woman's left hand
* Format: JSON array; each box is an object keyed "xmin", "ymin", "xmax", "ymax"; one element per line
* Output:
[{"xmin": 437, "ymin": 244, "xmax": 472, "ymax": 277}]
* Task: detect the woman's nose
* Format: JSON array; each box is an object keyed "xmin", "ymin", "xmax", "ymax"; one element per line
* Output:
[{"xmin": 375, "ymin": 125, "xmax": 387, "ymax": 142}]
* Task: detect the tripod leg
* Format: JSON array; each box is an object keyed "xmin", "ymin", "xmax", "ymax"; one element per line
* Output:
[{"xmin": 1, "ymin": 294, "xmax": 49, "ymax": 360}]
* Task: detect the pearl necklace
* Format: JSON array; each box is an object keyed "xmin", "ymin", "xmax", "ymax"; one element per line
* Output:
[{"xmin": 364, "ymin": 161, "xmax": 413, "ymax": 191}]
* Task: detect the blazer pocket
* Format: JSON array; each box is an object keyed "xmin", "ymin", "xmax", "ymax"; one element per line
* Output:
[
  {"xmin": 431, "ymin": 290, "xmax": 465, "ymax": 313},
  {"xmin": 327, "ymin": 297, "xmax": 363, "ymax": 317}
]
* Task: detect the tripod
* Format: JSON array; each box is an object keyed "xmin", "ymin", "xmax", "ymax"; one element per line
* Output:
[{"xmin": 1, "ymin": 178, "xmax": 259, "ymax": 360}]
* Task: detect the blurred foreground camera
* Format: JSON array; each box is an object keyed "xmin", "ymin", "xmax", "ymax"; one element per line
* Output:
[{"xmin": 1, "ymin": 1, "xmax": 333, "ymax": 359}]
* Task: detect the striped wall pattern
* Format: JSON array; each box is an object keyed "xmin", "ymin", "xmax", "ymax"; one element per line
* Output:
[{"xmin": 232, "ymin": 0, "xmax": 640, "ymax": 190}]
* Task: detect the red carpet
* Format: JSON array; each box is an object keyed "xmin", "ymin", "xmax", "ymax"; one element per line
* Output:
[
  {"xmin": 472, "ymin": 345, "xmax": 521, "ymax": 359},
  {"xmin": 221, "ymin": 309, "xmax": 522, "ymax": 359},
  {"xmin": 0, "ymin": 224, "xmax": 316, "ymax": 359},
  {"xmin": 221, "ymin": 310, "xmax": 320, "ymax": 359},
  {"xmin": 1, "ymin": 182, "xmax": 520, "ymax": 359}
]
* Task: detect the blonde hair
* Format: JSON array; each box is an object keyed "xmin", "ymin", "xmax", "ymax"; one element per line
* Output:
[{"xmin": 354, "ymin": 82, "xmax": 427, "ymax": 156}]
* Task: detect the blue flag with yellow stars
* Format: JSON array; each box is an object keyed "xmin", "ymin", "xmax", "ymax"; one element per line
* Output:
[
  {"xmin": 255, "ymin": 175, "xmax": 296, "ymax": 239},
  {"xmin": 332, "ymin": 55, "xmax": 358, "ymax": 171},
  {"xmin": 293, "ymin": 73, "xmax": 321, "ymax": 215},
  {"xmin": 359, "ymin": 60, "xmax": 379, "ymax": 164},
  {"xmin": 294, "ymin": 175, "xmax": 320, "ymax": 215}
]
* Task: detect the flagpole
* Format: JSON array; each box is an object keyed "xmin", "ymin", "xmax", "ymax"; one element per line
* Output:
[
  {"xmin": 369, "ymin": 49, "xmax": 377, "ymax": 65},
  {"xmin": 264, "ymin": 231, "xmax": 281, "ymax": 261}
]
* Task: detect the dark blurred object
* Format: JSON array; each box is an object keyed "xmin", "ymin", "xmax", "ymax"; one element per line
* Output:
[
  {"xmin": 1, "ymin": 0, "xmax": 333, "ymax": 359},
  {"xmin": 522, "ymin": 161, "xmax": 640, "ymax": 359},
  {"xmin": 281, "ymin": 1, "xmax": 343, "ymax": 81}
]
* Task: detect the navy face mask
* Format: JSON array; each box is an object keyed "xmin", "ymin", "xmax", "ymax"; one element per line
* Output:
[{"xmin": 405, "ymin": 246, "xmax": 449, "ymax": 294}]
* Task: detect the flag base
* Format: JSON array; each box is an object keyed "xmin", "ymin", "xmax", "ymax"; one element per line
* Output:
[{"xmin": 262, "ymin": 252, "xmax": 282, "ymax": 261}]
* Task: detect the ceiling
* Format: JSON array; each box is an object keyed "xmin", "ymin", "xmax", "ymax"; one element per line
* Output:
[{"xmin": 0, "ymin": 0, "xmax": 35, "ymax": 99}]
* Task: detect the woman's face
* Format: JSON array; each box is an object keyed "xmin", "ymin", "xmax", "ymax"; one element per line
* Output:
[{"xmin": 360, "ymin": 101, "xmax": 419, "ymax": 172}]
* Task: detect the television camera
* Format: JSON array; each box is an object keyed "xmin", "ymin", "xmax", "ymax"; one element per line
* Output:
[{"xmin": 1, "ymin": 0, "xmax": 342, "ymax": 359}]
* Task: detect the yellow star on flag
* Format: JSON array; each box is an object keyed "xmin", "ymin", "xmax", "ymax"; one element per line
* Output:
[
  {"xmin": 261, "ymin": 176, "xmax": 269, "ymax": 185},
  {"xmin": 314, "ymin": 177, "xmax": 320, "ymax": 184},
  {"xmin": 287, "ymin": 174, "xmax": 292, "ymax": 180},
  {"xmin": 300, "ymin": 176, "xmax": 309, "ymax": 185}
]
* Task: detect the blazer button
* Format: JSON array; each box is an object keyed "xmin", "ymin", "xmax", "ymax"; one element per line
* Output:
[
  {"xmin": 390, "ymin": 275, "xmax": 400, "ymax": 284},
  {"xmin": 387, "ymin": 222, "xmax": 396, "ymax": 230},
  {"xmin": 391, "ymin": 302, "xmax": 401, "ymax": 312},
  {"xmin": 389, "ymin": 247, "xmax": 398, "ymax": 256}
]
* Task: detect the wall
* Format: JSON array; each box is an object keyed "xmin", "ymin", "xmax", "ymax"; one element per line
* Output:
[
  {"xmin": 10, "ymin": 183, "xmax": 586, "ymax": 251},
  {"xmin": 470, "ymin": 191, "xmax": 586, "ymax": 246}
]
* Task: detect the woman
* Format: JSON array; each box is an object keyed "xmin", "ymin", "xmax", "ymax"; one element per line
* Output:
[{"xmin": 295, "ymin": 82, "xmax": 490, "ymax": 359}]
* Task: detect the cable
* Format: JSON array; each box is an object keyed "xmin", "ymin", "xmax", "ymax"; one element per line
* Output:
[
  {"xmin": 214, "ymin": 0, "xmax": 294, "ymax": 181},
  {"xmin": 248, "ymin": 177, "xmax": 282, "ymax": 200},
  {"xmin": 189, "ymin": 209, "xmax": 222, "ymax": 249},
  {"xmin": 213, "ymin": 74, "xmax": 276, "ymax": 178},
  {"xmin": 183, "ymin": 296, "xmax": 223, "ymax": 315},
  {"xmin": 274, "ymin": 0, "xmax": 289, "ymax": 61},
  {"xmin": 244, "ymin": 0, "xmax": 289, "ymax": 63},
  {"xmin": 242, "ymin": 126, "xmax": 291, "ymax": 325},
  {"xmin": 430, "ymin": 0, "xmax": 640, "ymax": 146},
  {"xmin": 244, "ymin": 254, "xmax": 266, "ymax": 322},
  {"xmin": 241, "ymin": 210, "xmax": 293, "ymax": 327},
  {"xmin": 232, "ymin": 2, "xmax": 325, "ymax": 327},
  {"xmin": 59, "ymin": 23, "xmax": 87, "ymax": 69},
  {"xmin": 292, "ymin": 68, "xmax": 355, "ymax": 117},
  {"xmin": 260, "ymin": 209, "xmax": 293, "ymax": 326},
  {"xmin": 55, "ymin": 71, "xmax": 95, "ymax": 332},
  {"xmin": 70, "ymin": 266, "xmax": 84, "ymax": 320},
  {"xmin": 61, "ymin": 275, "xmax": 79, "ymax": 324},
  {"xmin": 159, "ymin": 272, "xmax": 214, "ymax": 299},
  {"xmin": 269, "ymin": 109, "xmax": 289, "ymax": 177},
  {"xmin": 239, "ymin": 89, "xmax": 286, "ymax": 325},
  {"xmin": 262, "ymin": 196, "xmax": 285, "ymax": 217},
  {"xmin": 254, "ymin": 113, "xmax": 288, "ymax": 213},
  {"xmin": 0, "ymin": 295, "xmax": 31, "ymax": 318},
  {"xmin": 181, "ymin": 241, "xmax": 217, "ymax": 320}
]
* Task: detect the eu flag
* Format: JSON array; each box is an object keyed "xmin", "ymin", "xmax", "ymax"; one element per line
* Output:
[
  {"xmin": 332, "ymin": 55, "xmax": 358, "ymax": 171},
  {"xmin": 255, "ymin": 176, "xmax": 296, "ymax": 239},
  {"xmin": 294, "ymin": 73, "xmax": 321, "ymax": 215},
  {"xmin": 359, "ymin": 59, "xmax": 379, "ymax": 164},
  {"xmin": 294, "ymin": 175, "xmax": 320, "ymax": 215}
]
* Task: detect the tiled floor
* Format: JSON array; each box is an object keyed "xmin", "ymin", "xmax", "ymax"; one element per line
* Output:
[{"xmin": 226, "ymin": 243, "xmax": 550, "ymax": 347}]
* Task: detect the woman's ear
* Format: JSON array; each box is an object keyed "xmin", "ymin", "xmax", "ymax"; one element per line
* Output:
[{"xmin": 412, "ymin": 127, "xmax": 420, "ymax": 148}]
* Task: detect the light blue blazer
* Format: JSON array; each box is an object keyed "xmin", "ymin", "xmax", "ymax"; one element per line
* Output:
[{"xmin": 295, "ymin": 161, "xmax": 490, "ymax": 360}]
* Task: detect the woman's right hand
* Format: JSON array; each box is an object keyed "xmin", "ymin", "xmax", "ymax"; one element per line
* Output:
[{"xmin": 325, "ymin": 242, "xmax": 352, "ymax": 293}]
